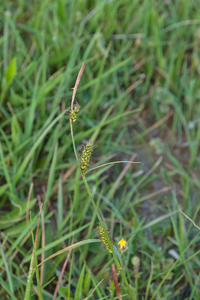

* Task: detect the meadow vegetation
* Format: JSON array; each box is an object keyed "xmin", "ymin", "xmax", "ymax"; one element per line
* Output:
[{"xmin": 1, "ymin": 1, "xmax": 200, "ymax": 299}]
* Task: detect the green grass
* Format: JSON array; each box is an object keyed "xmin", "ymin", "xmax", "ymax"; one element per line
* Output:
[{"xmin": 1, "ymin": 0, "xmax": 200, "ymax": 299}]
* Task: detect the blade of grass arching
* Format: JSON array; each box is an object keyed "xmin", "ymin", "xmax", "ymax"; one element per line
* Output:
[
  {"xmin": 0, "ymin": 240, "xmax": 14, "ymax": 295},
  {"xmin": 24, "ymin": 223, "xmax": 91, "ymax": 263},
  {"xmin": 0, "ymin": 277, "xmax": 18, "ymax": 300},
  {"xmin": 37, "ymin": 239, "xmax": 100, "ymax": 268},
  {"xmin": 87, "ymin": 160, "xmax": 140, "ymax": 173},
  {"xmin": 14, "ymin": 109, "xmax": 67, "ymax": 183},
  {"xmin": 163, "ymin": 19, "xmax": 200, "ymax": 34}
]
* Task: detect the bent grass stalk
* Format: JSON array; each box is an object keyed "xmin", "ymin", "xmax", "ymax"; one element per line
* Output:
[{"xmin": 70, "ymin": 63, "xmax": 135, "ymax": 299}]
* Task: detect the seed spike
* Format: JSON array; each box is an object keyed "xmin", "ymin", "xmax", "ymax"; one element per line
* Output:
[
  {"xmin": 97, "ymin": 223, "xmax": 113, "ymax": 253},
  {"xmin": 80, "ymin": 140, "xmax": 93, "ymax": 175}
]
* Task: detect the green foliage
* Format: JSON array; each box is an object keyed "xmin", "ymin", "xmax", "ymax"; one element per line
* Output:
[
  {"xmin": 1, "ymin": 0, "xmax": 200, "ymax": 299},
  {"xmin": 1, "ymin": 57, "xmax": 17, "ymax": 103}
]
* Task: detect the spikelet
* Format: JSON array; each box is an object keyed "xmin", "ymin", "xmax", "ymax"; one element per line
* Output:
[
  {"xmin": 80, "ymin": 140, "xmax": 93, "ymax": 175},
  {"xmin": 70, "ymin": 102, "xmax": 80, "ymax": 122},
  {"xmin": 97, "ymin": 224, "xmax": 113, "ymax": 253}
]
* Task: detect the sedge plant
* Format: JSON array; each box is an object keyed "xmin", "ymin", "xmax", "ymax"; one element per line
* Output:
[{"xmin": 69, "ymin": 62, "xmax": 135, "ymax": 299}]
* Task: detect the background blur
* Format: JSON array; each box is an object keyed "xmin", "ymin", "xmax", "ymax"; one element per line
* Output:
[{"xmin": 1, "ymin": 1, "xmax": 200, "ymax": 299}]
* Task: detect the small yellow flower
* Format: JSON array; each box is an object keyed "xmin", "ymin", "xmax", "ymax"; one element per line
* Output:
[{"xmin": 118, "ymin": 238, "xmax": 128, "ymax": 252}]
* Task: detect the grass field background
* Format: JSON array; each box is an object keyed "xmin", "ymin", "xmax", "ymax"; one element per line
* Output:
[{"xmin": 1, "ymin": 0, "xmax": 200, "ymax": 299}]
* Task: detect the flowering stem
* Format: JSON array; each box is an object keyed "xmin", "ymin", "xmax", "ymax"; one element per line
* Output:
[
  {"xmin": 82, "ymin": 173, "xmax": 133, "ymax": 295},
  {"xmin": 69, "ymin": 62, "xmax": 135, "ymax": 299},
  {"xmin": 69, "ymin": 120, "xmax": 134, "ymax": 297}
]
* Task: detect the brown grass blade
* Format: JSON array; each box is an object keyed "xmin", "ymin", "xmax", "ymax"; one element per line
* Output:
[{"xmin": 112, "ymin": 263, "xmax": 122, "ymax": 300}]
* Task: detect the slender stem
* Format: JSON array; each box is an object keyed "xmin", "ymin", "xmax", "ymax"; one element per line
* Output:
[
  {"xmin": 70, "ymin": 120, "xmax": 118, "ymax": 263},
  {"xmin": 83, "ymin": 174, "xmax": 132, "ymax": 292},
  {"xmin": 82, "ymin": 175, "xmax": 103, "ymax": 225},
  {"xmin": 82, "ymin": 174, "xmax": 124, "ymax": 268},
  {"xmin": 70, "ymin": 118, "xmax": 134, "ymax": 298},
  {"xmin": 70, "ymin": 119, "xmax": 80, "ymax": 169}
]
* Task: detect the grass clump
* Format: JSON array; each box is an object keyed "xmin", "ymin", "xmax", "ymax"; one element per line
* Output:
[{"xmin": 1, "ymin": 1, "xmax": 200, "ymax": 299}]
